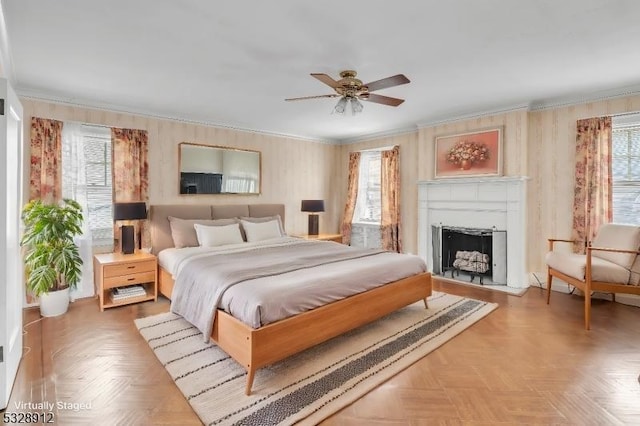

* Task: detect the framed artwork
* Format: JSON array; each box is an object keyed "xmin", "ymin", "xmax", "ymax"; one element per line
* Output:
[{"xmin": 434, "ymin": 127, "xmax": 503, "ymax": 178}]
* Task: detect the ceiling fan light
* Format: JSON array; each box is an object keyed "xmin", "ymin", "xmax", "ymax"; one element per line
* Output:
[
  {"xmin": 351, "ymin": 98, "xmax": 364, "ymax": 115},
  {"xmin": 333, "ymin": 97, "xmax": 348, "ymax": 114}
]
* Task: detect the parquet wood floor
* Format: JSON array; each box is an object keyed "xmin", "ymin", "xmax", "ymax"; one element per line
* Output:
[{"xmin": 4, "ymin": 280, "xmax": 640, "ymax": 425}]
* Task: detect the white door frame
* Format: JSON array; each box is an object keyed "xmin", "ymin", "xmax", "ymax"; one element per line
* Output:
[{"xmin": 0, "ymin": 78, "xmax": 24, "ymax": 410}]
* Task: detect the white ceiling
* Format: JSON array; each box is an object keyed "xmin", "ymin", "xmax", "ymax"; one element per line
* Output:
[{"xmin": 3, "ymin": 0, "xmax": 640, "ymax": 142}]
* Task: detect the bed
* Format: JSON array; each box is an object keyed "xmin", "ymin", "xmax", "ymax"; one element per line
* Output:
[{"xmin": 149, "ymin": 203, "xmax": 432, "ymax": 395}]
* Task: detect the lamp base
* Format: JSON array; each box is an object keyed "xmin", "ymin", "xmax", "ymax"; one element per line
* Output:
[
  {"xmin": 121, "ymin": 225, "xmax": 135, "ymax": 254},
  {"xmin": 308, "ymin": 214, "xmax": 319, "ymax": 236}
]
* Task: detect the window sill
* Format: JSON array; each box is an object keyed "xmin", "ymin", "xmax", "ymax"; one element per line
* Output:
[{"xmin": 352, "ymin": 222, "xmax": 381, "ymax": 227}]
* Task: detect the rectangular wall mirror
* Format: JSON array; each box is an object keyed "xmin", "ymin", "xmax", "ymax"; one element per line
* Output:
[{"xmin": 179, "ymin": 142, "xmax": 261, "ymax": 194}]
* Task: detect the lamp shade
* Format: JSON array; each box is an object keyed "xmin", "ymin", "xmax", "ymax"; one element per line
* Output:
[
  {"xmin": 113, "ymin": 202, "xmax": 147, "ymax": 221},
  {"xmin": 301, "ymin": 200, "xmax": 325, "ymax": 213}
]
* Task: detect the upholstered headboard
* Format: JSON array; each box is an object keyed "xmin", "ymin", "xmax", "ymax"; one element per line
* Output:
[{"xmin": 148, "ymin": 203, "xmax": 285, "ymax": 255}]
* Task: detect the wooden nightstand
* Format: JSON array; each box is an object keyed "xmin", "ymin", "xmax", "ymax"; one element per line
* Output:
[
  {"xmin": 295, "ymin": 233, "xmax": 343, "ymax": 243},
  {"xmin": 93, "ymin": 252, "xmax": 158, "ymax": 311}
]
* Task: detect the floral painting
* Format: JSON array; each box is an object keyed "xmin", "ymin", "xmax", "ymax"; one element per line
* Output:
[{"xmin": 434, "ymin": 127, "xmax": 502, "ymax": 178}]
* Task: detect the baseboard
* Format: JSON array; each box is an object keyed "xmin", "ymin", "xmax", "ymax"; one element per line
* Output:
[{"xmin": 529, "ymin": 271, "xmax": 640, "ymax": 307}]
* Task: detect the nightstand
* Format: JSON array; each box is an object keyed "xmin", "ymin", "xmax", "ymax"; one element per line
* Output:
[
  {"xmin": 93, "ymin": 252, "xmax": 158, "ymax": 311},
  {"xmin": 295, "ymin": 233, "xmax": 343, "ymax": 243}
]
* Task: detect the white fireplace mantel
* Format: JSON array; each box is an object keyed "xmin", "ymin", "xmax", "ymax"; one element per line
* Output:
[{"xmin": 418, "ymin": 176, "xmax": 528, "ymax": 288}]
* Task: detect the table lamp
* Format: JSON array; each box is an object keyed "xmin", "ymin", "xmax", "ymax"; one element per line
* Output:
[
  {"xmin": 113, "ymin": 202, "xmax": 147, "ymax": 254},
  {"xmin": 301, "ymin": 200, "xmax": 324, "ymax": 235}
]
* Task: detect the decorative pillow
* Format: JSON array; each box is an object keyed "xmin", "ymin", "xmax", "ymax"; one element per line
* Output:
[
  {"xmin": 239, "ymin": 215, "xmax": 285, "ymax": 237},
  {"xmin": 239, "ymin": 219, "xmax": 283, "ymax": 242},
  {"xmin": 194, "ymin": 223, "xmax": 244, "ymax": 247},
  {"xmin": 168, "ymin": 216, "xmax": 237, "ymax": 248}
]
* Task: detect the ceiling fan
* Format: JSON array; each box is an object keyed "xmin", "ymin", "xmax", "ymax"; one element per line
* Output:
[{"xmin": 285, "ymin": 70, "xmax": 410, "ymax": 114}]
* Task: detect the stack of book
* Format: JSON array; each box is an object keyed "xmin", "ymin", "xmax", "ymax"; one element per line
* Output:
[{"xmin": 111, "ymin": 285, "xmax": 146, "ymax": 302}]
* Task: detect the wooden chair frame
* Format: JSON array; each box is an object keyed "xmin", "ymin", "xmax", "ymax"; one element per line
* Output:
[{"xmin": 546, "ymin": 238, "xmax": 640, "ymax": 330}]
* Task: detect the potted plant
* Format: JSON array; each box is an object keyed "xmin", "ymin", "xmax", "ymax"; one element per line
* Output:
[{"xmin": 21, "ymin": 199, "xmax": 84, "ymax": 317}]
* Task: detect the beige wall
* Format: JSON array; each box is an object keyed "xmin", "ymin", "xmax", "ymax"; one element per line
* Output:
[
  {"xmin": 527, "ymin": 95, "xmax": 640, "ymax": 272},
  {"xmin": 20, "ymin": 99, "xmax": 342, "ymax": 236},
  {"xmin": 339, "ymin": 97, "xmax": 640, "ymax": 277},
  {"xmin": 22, "ymin": 94, "xmax": 640, "ymax": 276},
  {"xmin": 417, "ymin": 110, "xmax": 529, "ymax": 180},
  {"xmin": 338, "ymin": 110, "xmax": 528, "ymax": 255}
]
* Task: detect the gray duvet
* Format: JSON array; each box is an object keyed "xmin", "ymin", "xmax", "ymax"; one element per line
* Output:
[{"xmin": 169, "ymin": 238, "xmax": 427, "ymax": 340}]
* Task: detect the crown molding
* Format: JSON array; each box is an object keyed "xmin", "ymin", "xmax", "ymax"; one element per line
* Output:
[
  {"xmin": 337, "ymin": 125, "xmax": 419, "ymax": 145},
  {"xmin": 416, "ymin": 104, "xmax": 531, "ymax": 128},
  {"xmin": 529, "ymin": 84, "xmax": 640, "ymax": 111},
  {"xmin": 16, "ymin": 90, "xmax": 339, "ymax": 145},
  {"xmin": 17, "ymin": 82, "xmax": 640, "ymax": 145}
]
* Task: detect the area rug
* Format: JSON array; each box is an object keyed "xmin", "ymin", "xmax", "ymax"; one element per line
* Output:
[{"xmin": 135, "ymin": 292, "xmax": 497, "ymax": 426}]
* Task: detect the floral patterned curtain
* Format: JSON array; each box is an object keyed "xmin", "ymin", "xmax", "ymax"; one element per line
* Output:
[
  {"xmin": 341, "ymin": 151, "xmax": 361, "ymax": 245},
  {"xmin": 29, "ymin": 117, "xmax": 63, "ymax": 202},
  {"xmin": 111, "ymin": 127, "xmax": 149, "ymax": 247},
  {"xmin": 381, "ymin": 146, "xmax": 402, "ymax": 252},
  {"xmin": 572, "ymin": 117, "xmax": 612, "ymax": 253}
]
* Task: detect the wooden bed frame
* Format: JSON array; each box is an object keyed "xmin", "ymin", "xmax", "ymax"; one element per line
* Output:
[
  {"xmin": 149, "ymin": 203, "xmax": 432, "ymax": 394},
  {"xmin": 158, "ymin": 267, "xmax": 432, "ymax": 395}
]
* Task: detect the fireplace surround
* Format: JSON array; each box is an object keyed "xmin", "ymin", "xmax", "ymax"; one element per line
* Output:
[{"xmin": 418, "ymin": 176, "xmax": 528, "ymax": 289}]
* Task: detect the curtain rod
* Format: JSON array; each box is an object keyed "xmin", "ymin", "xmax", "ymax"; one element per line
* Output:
[
  {"xmin": 612, "ymin": 111, "xmax": 640, "ymax": 118},
  {"xmin": 357, "ymin": 145, "xmax": 396, "ymax": 153}
]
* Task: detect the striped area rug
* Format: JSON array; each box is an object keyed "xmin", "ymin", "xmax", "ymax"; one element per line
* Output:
[{"xmin": 135, "ymin": 292, "xmax": 497, "ymax": 426}]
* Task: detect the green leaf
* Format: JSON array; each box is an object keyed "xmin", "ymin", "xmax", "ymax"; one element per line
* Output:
[{"xmin": 21, "ymin": 199, "xmax": 85, "ymax": 296}]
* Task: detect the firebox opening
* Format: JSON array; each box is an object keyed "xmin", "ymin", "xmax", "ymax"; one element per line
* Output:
[{"xmin": 432, "ymin": 225, "xmax": 507, "ymax": 286}]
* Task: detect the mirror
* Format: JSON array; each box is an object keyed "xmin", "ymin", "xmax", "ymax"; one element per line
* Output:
[{"xmin": 179, "ymin": 143, "xmax": 261, "ymax": 194}]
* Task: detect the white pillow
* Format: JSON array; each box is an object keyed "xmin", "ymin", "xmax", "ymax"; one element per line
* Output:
[
  {"xmin": 240, "ymin": 219, "xmax": 282, "ymax": 242},
  {"xmin": 194, "ymin": 223, "xmax": 244, "ymax": 247}
]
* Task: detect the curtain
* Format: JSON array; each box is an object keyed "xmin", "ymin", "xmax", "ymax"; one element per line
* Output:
[
  {"xmin": 111, "ymin": 127, "xmax": 149, "ymax": 247},
  {"xmin": 572, "ymin": 116, "xmax": 612, "ymax": 253},
  {"xmin": 29, "ymin": 117, "xmax": 63, "ymax": 202},
  {"xmin": 61, "ymin": 122, "xmax": 94, "ymax": 300},
  {"xmin": 341, "ymin": 151, "xmax": 361, "ymax": 245},
  {"xmin": 381, "ymin": 145, "xmax": 402, "ymax": 252}
]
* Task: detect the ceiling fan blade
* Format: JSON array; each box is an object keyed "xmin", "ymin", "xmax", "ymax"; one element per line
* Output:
[
  {"xmin": 360, "ymin": 93, "xmax": 405, "ymax": 107},
  {"xmin": 364, "ymin": 74, "xmax": 410, "ymax": 92},
  {"xmin": 311, "ymin": 73, "xmax": 340, "ymax": 89},
  {"xmin": 285, "ymin": 94, "xmax": 340, "ymax": 101}
]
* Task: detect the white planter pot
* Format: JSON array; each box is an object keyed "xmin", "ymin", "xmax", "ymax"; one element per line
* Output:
[{"xmin": 39, "ymin": 287, "xmax": 70, "ymax": 317}]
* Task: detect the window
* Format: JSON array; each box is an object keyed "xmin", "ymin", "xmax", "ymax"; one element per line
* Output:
[
  {"xmin": 612, "ymin": 124, "xmax": 640, "ymax": 225},
  {"xmin": 353, "ymin": 150, "xmax": 382, "ymax": 224},
  {"xmin": 62, "ymin": 124, "xmax": 113, "ymax": 250}
]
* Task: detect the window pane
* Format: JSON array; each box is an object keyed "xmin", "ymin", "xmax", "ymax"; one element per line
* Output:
[
  {"xmin": 630, "ymin": 158, "xmax": 640, "ymax": 180},
  {"xmin": 612, "ymin": 159, "xmax": 627, "ymax": 181},
  {"xmin": 612, "ymin": 132, "xmax": 628, "ymax": 156},
  {"xmin": 86, "ymin": 164, "xmax": 107, "ymax": 185},
  {"xmin": 613, "ymin": 185, "xmax": 640, "ymax": 225},
  {"xmin": 62, "ymin": 124, "xmax": 113, "ymax": 247},
  {"xmin": 353, "ymin": 151, "xmax": 381, "ymax": 224},
  {"xmin": 612, "ymin": 124, "xmax": 640, "ymax": 226},
  {"xmin": 630, "ymin": 131, "xmax": 640, "ymax": 155}
]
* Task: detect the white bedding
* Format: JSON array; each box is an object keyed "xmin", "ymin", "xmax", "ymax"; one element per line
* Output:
[{"xmin": 160, "ymin": 237, "xmax": 427, "ymax": 335}]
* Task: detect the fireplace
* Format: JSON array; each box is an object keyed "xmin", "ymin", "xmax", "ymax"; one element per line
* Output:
[
  {"xmin": 432, "ymin": 225, "xmax": 507, "ymax": 285},
  {"xmin": 418, "ymin": 176, "xmax": 528, "ymax": 289}
]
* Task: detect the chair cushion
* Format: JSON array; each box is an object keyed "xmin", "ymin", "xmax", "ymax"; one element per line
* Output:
[
  {"xmin": 591, "ymin": 223, "xmax": 640, "ymax": 269},
  {"xmin": 546, "ymin": 251, "xmax": 631, "ymax": 284},
  {"xmin": 630, "ymin": 254, "xmax": 640, "ymax": 286}
]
